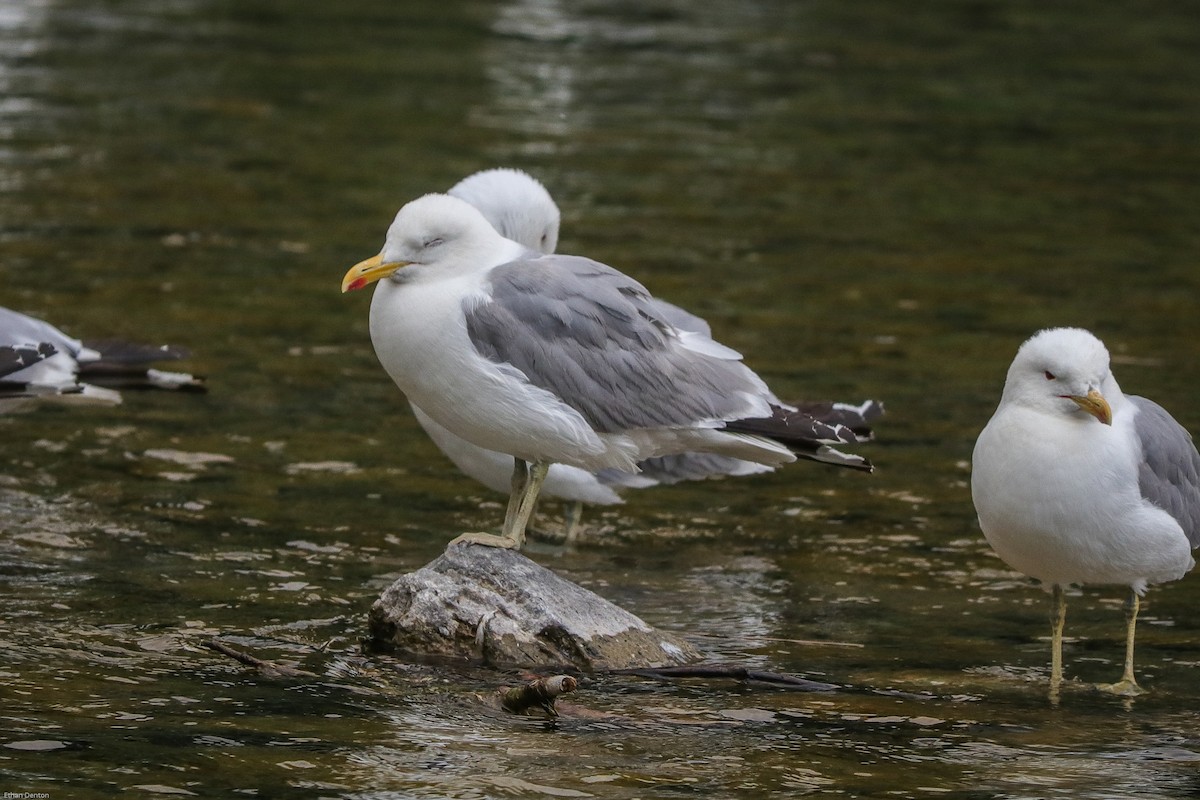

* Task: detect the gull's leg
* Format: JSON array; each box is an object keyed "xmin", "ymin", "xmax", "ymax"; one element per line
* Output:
[
  {"xmin": 1098, "ymin": 589, "xmax": 1145, "ymax": 696},
  {"xmin": 449, "ymin": 459, "xmax": 535, "ymax": 551},
  {"xmin": 1049, "ymin": 584, "xmax": 1066, "ymax": 696},
  {"xmin": 502, "ymin": 458, "xmax": 530, "ymax": 533},
  {"xmin": 1120, "ymin": 590, "xmax": 1142, "ymax": 688},
  {"xmin": 562, "ymin": 501, "xmax": 584, "ymax": 546},
  {"xmin": 501, "ymin": 460, "xmax": 550, "ymax": 549}
]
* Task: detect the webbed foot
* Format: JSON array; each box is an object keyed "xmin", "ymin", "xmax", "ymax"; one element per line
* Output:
[
  {"xmin": 448, "ymin": 531, "xmax": 523, "ymax": 550},
  {"xmin": 1095, "ymin": 678, "xmax": 1144, "ymax": 697}
]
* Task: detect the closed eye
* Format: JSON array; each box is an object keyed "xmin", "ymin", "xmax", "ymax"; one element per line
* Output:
[
  {"xmin": 423, "ymin": 237, "xmax": 444, "ymax": 249},
  {"xmin": 1044, "ymin": 370, "xmax": 1056, "ymax": 380}
]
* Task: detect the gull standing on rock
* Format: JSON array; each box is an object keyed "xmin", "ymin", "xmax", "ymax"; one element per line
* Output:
[
  {"xmin": 399, "ymin": 168, "xmax": 881, "ymax": 542},
  {"xmin": 407, "ymin": 169, "xmax": 648, "ymax": 536},
  {"xmin": 972, "ymin": 327, "xmax": 1200, "ymax": 695},
  {"xmin": 343, "ymin": 192, "xmax": 875, "ymax": 551}
]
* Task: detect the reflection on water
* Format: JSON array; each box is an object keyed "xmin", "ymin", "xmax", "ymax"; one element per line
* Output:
[
  {"xmin": 475, "ymin": 0, "xmax": 578, "ymax": 144},
  {"xmin": 3, "ymin": 0, "xmax": 1200, "ymax": 797}
]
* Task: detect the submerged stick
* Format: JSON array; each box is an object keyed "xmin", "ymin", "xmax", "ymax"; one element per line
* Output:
[
  {"xmin": 203, "ymin": 638, "xmax": 318, "ymax": 678},
  {"xmin": 500, "ymin": 674, "xmax": 578, "ymax": 717},
  {"xmin": 608, "ymin": 664, "xmax": 840, "ymax": 692}
]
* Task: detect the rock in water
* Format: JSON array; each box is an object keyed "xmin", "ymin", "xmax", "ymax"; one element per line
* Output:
[{"xmin": 367, "ymin": 543, "xmax": 700, "ymax": 670}]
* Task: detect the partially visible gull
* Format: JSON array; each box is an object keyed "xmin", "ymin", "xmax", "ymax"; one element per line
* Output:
[
  {"xmin": 972, "ymin": 327, "xmax": 1200, "ymax": 695},
  {"xmin": 343, "ymin": 192, "xmax": 874, "ymax": 551},
  {"xmin": 447, "ymin": 167, "xmax": 561, "ymax": 255},
  {"xmin": 0, "ymin": 306, "xmax": 206, "ymax": 411},
  {"xmin": 399, "ymin": 168, "xmax": 881, "ymax": 541},
  {"xmin": 0, "ymin": 343, "xmax": 57, "ymax": 382}
]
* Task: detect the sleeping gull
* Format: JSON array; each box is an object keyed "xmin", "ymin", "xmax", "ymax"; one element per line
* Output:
[
  {"xmin": 412, "ymin": 169, "xmax": 646, "ymax": 534},
  {"xmin": 342, "ymin": 192, "xmax": 873, "ymax": 551},
  {"xmin": 447, "ymin": 167, "xmax": 561, "ymax": 255},
  {"xmin": 0, "ymin": 306, "xmax": 206, "ymax": 411},
  {"xmin": 398, "ymin": 168, "xmax": 881, "ymax": 541},
  {"xmin": 971, "ymin": 327, "xmax": 1199, "ymax": 695}
]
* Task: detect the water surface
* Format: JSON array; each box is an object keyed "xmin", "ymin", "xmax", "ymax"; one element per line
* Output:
[{"xmin": 2, "ymin": 1, "xmax": 1199, "ymax": 797}]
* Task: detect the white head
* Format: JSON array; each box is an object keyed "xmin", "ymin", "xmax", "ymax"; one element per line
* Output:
[
  {"xmin": 447, "ymin": 168, "xmax": 560, "ymax": 254},
  {"xmin": 1000, "ymin": 327, "xmax": 1119, "ymax": 425},
  {"xmin": 341, "ymin": 193, "xmax": 520, "ymax": 292}
]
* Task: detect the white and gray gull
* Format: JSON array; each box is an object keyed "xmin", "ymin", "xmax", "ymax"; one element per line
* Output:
[
  {"xmin": 971, "ymin": 327, "xmax": 1200, "ymax": 695},
  {"xmin": 399, "ymin": 168, "xmax": 881, "ymax": 541},
  {"xmin": 342, "ymin": 192, "xmax": 875, "ymax": 551},
  {"xmin": 0, "ymin": 305, "xmax": 206, "ymax": 411}
]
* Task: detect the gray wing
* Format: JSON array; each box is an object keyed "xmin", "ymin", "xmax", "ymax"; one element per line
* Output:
[
  {"xmin": 0, "ymin": 307, "xmax": 84, "ymax": 359},
  {"xmin": 1130, "ymin": 395, "xmax": 1200, "ymax": 547},
  {"xmin": 464, "ymin": 255, "xmax": 770, "ymax": 433}
]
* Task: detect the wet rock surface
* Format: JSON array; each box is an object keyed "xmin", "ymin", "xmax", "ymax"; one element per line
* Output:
[{"xmin": 367, "ymin": 543, "xmax": 700, "ymax": 670}]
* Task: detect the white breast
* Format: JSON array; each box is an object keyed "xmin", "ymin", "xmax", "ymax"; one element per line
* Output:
[{"xmin": 972, "ymin": 404, "xmax": 1194, "ymax": 590}]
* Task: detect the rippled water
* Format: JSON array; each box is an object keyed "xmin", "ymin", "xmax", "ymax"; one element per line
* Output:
[{"xmin": 2, "ymin": 1, "xmax": 1199, "ymax": 797}]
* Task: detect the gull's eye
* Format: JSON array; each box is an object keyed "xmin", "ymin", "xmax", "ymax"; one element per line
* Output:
[
  {"xmin": 423, "ymin": 237, "xmax": 444, "ymax": 249},
  {"xmin": 1044, "ymin": 370, "xmax": 1056, "ymax": 380}
]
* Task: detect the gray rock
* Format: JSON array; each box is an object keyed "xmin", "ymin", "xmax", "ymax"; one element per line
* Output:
[{"xmin": 367, "ymin": 543, "xmax": 700, "ymax": 670}]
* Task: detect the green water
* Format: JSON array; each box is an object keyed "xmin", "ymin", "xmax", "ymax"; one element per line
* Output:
[{"xmin": 2, "ymin": 1, "xmax": 1199, "ymax": 797}]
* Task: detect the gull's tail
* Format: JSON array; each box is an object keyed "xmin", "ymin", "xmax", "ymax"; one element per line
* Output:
[
  {"xmin": 79, "ymin": 339, "xmax": 207, "ymax": 393},
  {"xmin": 724, "ymin": 402, "xmax": 882, "ymax": 472},
  {"xmin": 792, "ymin": 398, "xmax": 885, "ymax": 442}
]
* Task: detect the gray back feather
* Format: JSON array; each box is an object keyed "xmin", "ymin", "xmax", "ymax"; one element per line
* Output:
[
  {"xmin": 634, "ymin": 452, "xmax": 765, "ymax": 485},
  {"xmin": 1131, "ymin": 395, "xmax": 1200, "ymax": 547},
  {"xmin": 465, "ymin": 255, "xmax": 767, "ymax": 434}
]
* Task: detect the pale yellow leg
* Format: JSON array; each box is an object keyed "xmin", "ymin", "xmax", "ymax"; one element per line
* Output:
[
  {"xmin": 449, "ymin": 459, "xmax": 550, "ymax": 551},
  {"xmin": 1098, "ymin": 589, "xmax": 1144, "ymax": 696},
  {"xmin": 562, "ymin": 501, "xmax": 584, "ymax": 546},
  {"xmin": 502, "ymin": 457, "xmax": 529, "ymax": 534},
  {"xmin": 1049, "ymin": 584, "xmax": 1066, "ymax": 697},
  {"xmin": 505, "ymin": 460, "xmax": 549, "ymax": 548}
]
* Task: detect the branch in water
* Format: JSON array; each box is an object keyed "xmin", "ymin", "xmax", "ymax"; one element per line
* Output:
[
  {"xmin": 203, "ymin": 638, "xmax": 318, "ymax": 678},
  {"xmin": 500, "ymin": 675, "xmax": 578, "ymax": 717},
  {"xmin": 608, "ymin": 664, "xmax": 839, "ymax": 692}
]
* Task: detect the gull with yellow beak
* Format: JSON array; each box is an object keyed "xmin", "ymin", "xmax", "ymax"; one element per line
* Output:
[
  {"xmin": 392, "ymin": 169, "xmax": 881, "ymax": 543},
  {"xmin": 972, "ymin": 327, "xmax": 1200, "ymax": 696},
  {"xmin": 342, "ymin": 193, "xmax": 873, "ymax": 551}
]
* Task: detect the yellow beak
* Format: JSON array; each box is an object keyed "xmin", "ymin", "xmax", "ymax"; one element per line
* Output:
[
  {"xmin": 341, "ymin": 253, "xmax": 411, "ymax": 293},
  {"xmin": 1068, "ymin": 388, "xmax": 1113, "ymax": 425}
]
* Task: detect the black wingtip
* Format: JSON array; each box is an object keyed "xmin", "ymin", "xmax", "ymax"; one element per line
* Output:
[
  {"xmin": 82, "ymin": 339, "xmax": 192, "ymax": 364},
  {"xmin": 724, "ymin": 402, "xmax": 882, "ymax": 472},
  {"xmin": 0, "ymin": 342, "xmax": 58, "ymax": 379}
]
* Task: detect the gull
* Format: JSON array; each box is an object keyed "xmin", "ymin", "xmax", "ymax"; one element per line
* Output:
[
  {"xmin": 402, "ymin": 168, "xmax": 882, "ymax": 541},
  {"xmin": 342, "ymin": 192, "xmax": 874, "ymax": 551},
  {"xmin": 411, "ymin": 169, "xmax": 644, "ymax": 534},
  {"xmin": 971, "ymin": 327, "xmax": 1200, "ymax": 695},
  {"xmin": 1, "ymin": 343, "xmax": 57, "ymax": 383},
  {"xmin": 0, "ymin": 306, "xmax": 206, "ymax": 411},
  {"xmin": 446, "ymin": 167, "xmax": 561, "ymax": 255}
]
